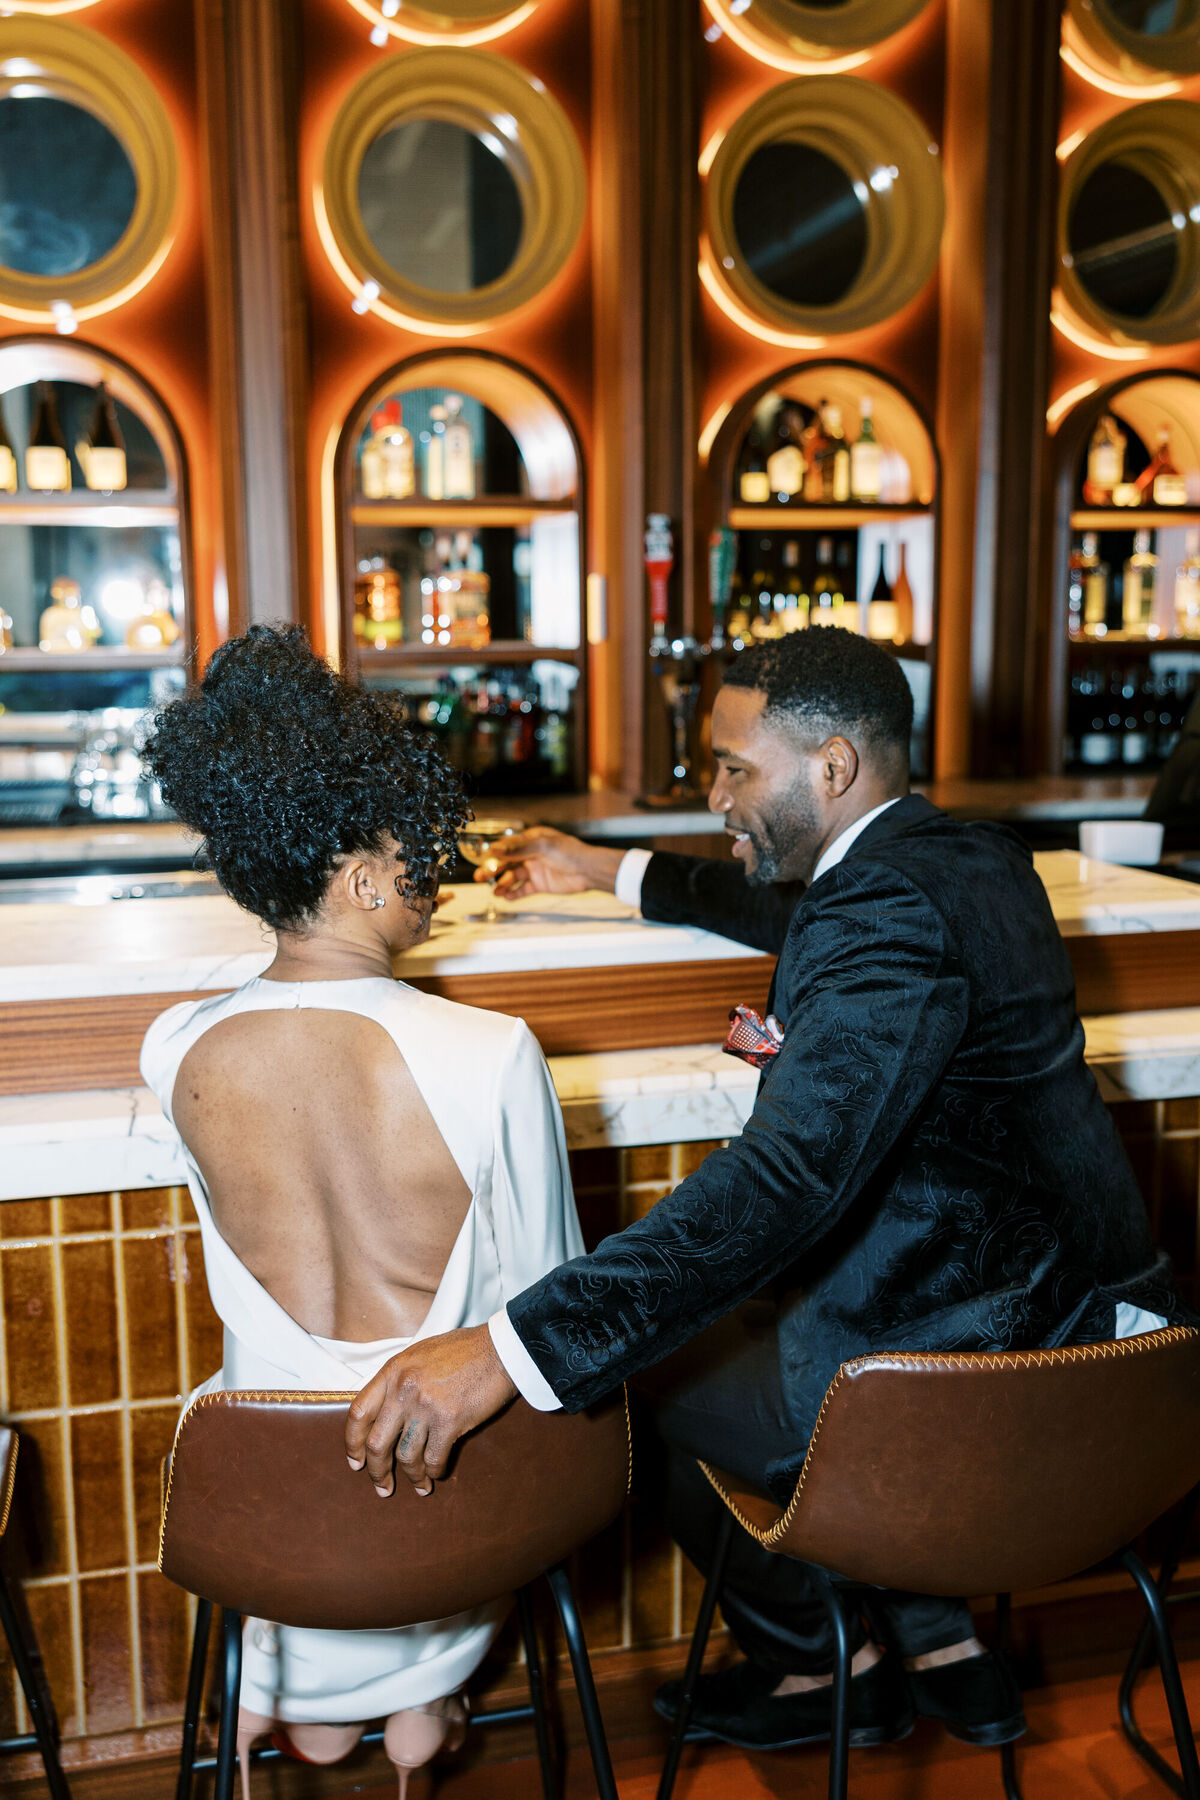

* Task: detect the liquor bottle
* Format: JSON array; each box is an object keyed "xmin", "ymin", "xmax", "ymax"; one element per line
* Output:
[
  {"xmin": 836, "ymin": 538, "xmax": 859, "ymax": 631},
  {"xmin": 818, "ymin": 403, "xmax": 851, "ymax": 502},
  {"xmin": 1123, "ymin": 530, "xmax": 1157, "ymax": 636},
  {"xmin": 379, "ymin": 401, "xmax": 415, "ymax": 499},
  {"xmin": 0, "ymin": 606, "xmax": 12, "ymax": 651},
  {"xmin": 78, "ymin": 383, "xmax": 127, "ymax": 493},
  {"xmin": 766, "ymin": 404, "xmax": 805, "ymax": 500},
  {"xmin": 867, "ymin": 544, "xmax": 898, "ymax": 641},
  {"xmin": 725, "ymin": 572, "xmax": 752, "ymax": 646},
  {"xmin": 1077, "ymin": 667, "xmax": 1116, "ymax": 767},
  {"xmin": 1175, "ymin": 528, "xmax": 1200, "ymax": 639},
  {"xmin": 25, "ymin": 382, "xmax": 70, "ymax": 492},
  {"xmin": 360, "ymin": 410, "xmax": 388, "ymax": 500},
  {"xmin": 452, "ymin": 535, "xmax": 490, "ymax": 647},
  {"xmin": 1068, "ymin": 533, "xmax": 1109, "ymax": 640},
  {"xmin": 1082, "ymin": 414, "xmax": 1125, "ymax": 507},
  {"xmin": 1119, "ymin": 669, "xmax": 1149, "ymax": 766},
  {"xmin": 850, "ymin": 397, "xmax": 883, "ymax": 503},
  {"xmin": 739, "ymin": 423, "xmax": 770, "ymax": 504},
  {"xmin": 0, "ymin": 395, "xmax": 17, "ymax": 494},
  {"xmin": 892, "ymin": 542, "xmax": 915, "ymax": 641},
  {"xmin": 39, "ymin": 577, "xmax": 100, "ymax": 650},
  {"xmin": 356, "ymin": 555, "xmax": 404, "ymax": 648},
  {"xmin": 424, "ymin": 405, "xmax": 446, "ymax": 500},
  {"xmin": 1135, "ymin": 427, "xmax": 1188, "ymax": 507},
  {"xmin": 780, "ymin": 538, "xmax": 809, "ymax": 631},
  {"xmin": 809, "ymin": 536, "xmax": 844, "ymax": 625},
  {"xmin": 125, "ymin": 577, "xmax": 181, "ymax": 650},
  {"xmin": 442, "ymin": 393, "xmax": 475, "ymax": 499},
  {"xmin": 749, "ymin": 551, "xmax": 782, "ymax": 638}
]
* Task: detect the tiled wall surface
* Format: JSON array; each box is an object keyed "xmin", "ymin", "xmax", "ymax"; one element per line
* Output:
[{"xmin": 0, "ymin": 1105, "xmax": 1197, "ymax": 1766}]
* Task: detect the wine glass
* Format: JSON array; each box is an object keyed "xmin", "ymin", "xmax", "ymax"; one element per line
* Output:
[{"xmin": 459, "ymin": 818, "xmax": 526, "ymax": 924}]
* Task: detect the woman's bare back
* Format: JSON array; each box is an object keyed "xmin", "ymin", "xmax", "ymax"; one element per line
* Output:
[{"xmin": 172, "ymin": 1005, "xmax": 471, "ymax": 1341}]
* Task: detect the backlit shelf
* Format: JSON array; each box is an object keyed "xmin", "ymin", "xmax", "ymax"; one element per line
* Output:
[
  {"xmin": 1071, "ymin": 510, "xmax": 1200, "ymax": 530},
  {"xmin": 728, "ymin": 504, "xmax": 932, "ymax": 531},
  {"xmin": 0, "ymin": 492, "xmax": 179, "ymax": 528},
  {"xmin": 351, "ymin": 498, "xmax": 576, "ymax": 529},
  {"xmin": 0, "ymin": 647, "xmax": 185, "ymax": 673},
  {"xmin": 356, "ymin": 642, "xmax": 582, "ymax": 668}
]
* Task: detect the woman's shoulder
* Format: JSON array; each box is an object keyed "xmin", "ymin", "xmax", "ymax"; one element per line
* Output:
[
  {"xmin": 385, "ymin": 984, "xmax": 540, "ymax": 1077},
  {"xmin": 139, "ymin": 986, "xmax": 252, "ymax": 1102}
]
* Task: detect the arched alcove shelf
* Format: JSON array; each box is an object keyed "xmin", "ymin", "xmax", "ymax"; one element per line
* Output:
[
  {"xmin": 333, "ymin": 350, "xmax": 586, "ymax": 795},
  {"xmin": 1047, "ymin": 370, "xmax": 1200, "ymax": 778}
]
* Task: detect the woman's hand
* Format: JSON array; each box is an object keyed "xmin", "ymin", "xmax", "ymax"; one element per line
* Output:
[
  {"xmin": 480, "ymin": 827, "xmax": 624, "ymax": 900},
  {"xmin": 345, "ymin": 1322, "xmax": 518, "ymax": 1496}
]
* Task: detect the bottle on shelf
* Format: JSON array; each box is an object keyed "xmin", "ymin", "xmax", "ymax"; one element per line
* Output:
[
  {"xmin": 867, "ymin": 544, "xmax": 898, "ymax": 641},
  {"xmin": 361, "ymin": 410, "xmax": 388, "ymax": 500},
  {"xmin": 1082, "ymin": 413, "xmax": 1126, "ymax": 507},
  {"xmin": 809, "ymin": 536, "xmax": 844, "ymax": 625},
  {"xmin": 725, "ymin": 571, "xmax": 752, "ymax": 646},
  {"xmin": 0, "ymin": 395, "xmax": 17, "ymax": 494},
  {"xmin": 442, "ymin": 394, "xmax": 475, "ymax": 500},
  {"xmin": 739, "ymin": 422, "xmax": 771, "ymax": 504},
  {"xmin": 749, "ymin": 550, "xmax": 781, "ymax": 639},
  {"xmin": 836, "ymin": 539, "xmax": 859, "ymax": 632},
  {"xmin": 0, "ymin": 606, "xmax": 12, "ymax": 652},
  {"xmin": 1119, "ymin": 669, "xmax": 1149, "ymax": 766},
  {"xmin": 1135, "ymin": 426, "xmax": 1188, "ymax": 508},
  {"xmin": 1076, "ymin": 667, "xmax": 1117, "ymax": 768},
  {"xmin": 355, "ymin": 555, "xmax": 404, "ymax": 648},
  {"xmin": 850, "ymin": 397, "xmax": 883, "ymax": 504},
  {"xmin": 892, "ymin": 542, "xmax": 914, "ymax": 642},
  {"xmin": 77, "ymin": 382, "xmax": 127, "ymax": 494},
  {"xmin": 378, "ymin": 401, "xmax": 415, "ymax": 499},
  {"xmin": 424, "ymin": 405, "xmax": 446, "ymax": 500},
  {"xmin": 780, "ymin": 538, "xmax": 809, "ymax": 632},
  {"xmin": 766, "ymin": 403, "xmax": 806, "ymax": 500},
  {"xmin": 125, "ymin": 578, "xmax": 180, "ymax": 651},
  {"xmin": 422, "ymin": 531, "xmax": 490, "ymax": 650},
  {"xmin": 1068, "ymin": 533, "xmax": 1109, "ymax": 640},
  {"xmin": 25, "ymin": 382, "xmax": 71, "ymax": 493},
  {"xmin": 1175, "ymin": 528, "xmax": 1200, "ymax": 639},
  {"xmin": 1122, "ymin": 530, "xmax": 1157, "ymax": 636},
  {"xmin": 39, "ymin": 577, "xmax": 101, "ymax": 651},
  {"xmin": 814, "ymin": 402, "xmax": 851, "ymax": 503}
]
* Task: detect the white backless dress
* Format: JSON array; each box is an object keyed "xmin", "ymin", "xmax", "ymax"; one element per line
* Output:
[{"xmin": 141, "ymin": 975, "xmax": 583, "ymax": 1724}]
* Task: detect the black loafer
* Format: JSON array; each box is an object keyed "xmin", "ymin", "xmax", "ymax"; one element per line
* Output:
[
  {"xmin": 653, "ymin": 1654, "xmax": 915, "ymax": 1751},
  {"xmin": 905, "ymin": 1650, "xmax": 1026, "ymax": 1746}
]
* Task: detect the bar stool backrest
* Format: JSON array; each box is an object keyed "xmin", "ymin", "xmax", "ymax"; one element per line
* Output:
[
  {"xmin": 159, "ymin": 1389, "xmax": 630, "ymax": 1630},
  {"xmin": 703, "ymin": 1327, "xmax": 1200, "ymax": 1596}
]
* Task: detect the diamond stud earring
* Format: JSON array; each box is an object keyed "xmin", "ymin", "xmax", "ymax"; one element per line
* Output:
[{"xmin": 372, "ymin": 896, "xmax": 386, "ymax": 909}]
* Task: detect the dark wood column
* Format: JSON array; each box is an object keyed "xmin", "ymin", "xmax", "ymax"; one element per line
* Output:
[{"xmin": 968, "ymin": 0, "xmax": 1061, "ymax": 776}]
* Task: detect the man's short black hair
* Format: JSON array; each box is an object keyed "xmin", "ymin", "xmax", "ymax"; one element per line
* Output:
[{"xmin": 722, "ymin": 627, "xmax": 913, "ymax": 763}]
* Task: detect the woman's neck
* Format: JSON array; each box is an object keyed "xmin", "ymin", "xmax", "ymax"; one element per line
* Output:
[{"xmin": 262, "ymin": 930, "xmax": 397, "ymax": 984}]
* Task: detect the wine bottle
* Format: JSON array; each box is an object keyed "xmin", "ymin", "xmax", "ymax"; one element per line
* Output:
[
  {"xmin": 867, "ymin": 544, "xmax": 898, "ymax": 641},
  {"xmin": 78, "ymin": 382, "xmax": 127, "ymax": 493},
  {"xmin": 850, "ymin": 397, "xmax": 883, "ymax": 503},
  {"xmin": 766, "ymin": 404, "xmax": 805, "ymax": 500},
  {"xmin": 836, "ymin": 538, "xmax": 859, "ymax": 631},
  {"xmin": 0, "ymin": 395, "xmax": 17, "ymax": 494},
  {"xmin": 424, "ymin": 405, "xmax": 446, "ymax": 501},
  {"xmin": 1082, "ymin": 414, "xmax": 1125, "ymax": 507},
  {"xmin": 739, "ymin": 423, "xmax": 770, "ymax": 504},
  {"xmin": 1069, "ymin": 533, "xmax": 1109, "ymax": 640},
  {"xmin": 25, "ymin": 382, "xmax": 70, "ymax": 493},
  {"xmin": 892, "ymin": 543, "xmax": 914, "ymax": 642},
  {"xmin": 809, "ymin": 536, "xmax": 844, "ymax": 626},
  {"xmin": 442, "ymin": 393, "xmax": 475, "ymax": 499},
  {"xmin": 1175, "ymin": 528, "xmax": 1200, "ymax": 640},
  {"xmin": 1122, "ymin": 530, "xmax": 1157, "ymax": 636}
]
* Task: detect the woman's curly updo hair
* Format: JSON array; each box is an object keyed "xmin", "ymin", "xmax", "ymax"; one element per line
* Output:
[{"xmin": 142, "ymin": 625, "xmax": 469, "ymax": 932}]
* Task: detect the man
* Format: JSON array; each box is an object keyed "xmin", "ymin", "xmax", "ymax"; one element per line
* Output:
[{"xmin": 345, "ymin": 629, "xmax": 1183, "ymax": 1748}]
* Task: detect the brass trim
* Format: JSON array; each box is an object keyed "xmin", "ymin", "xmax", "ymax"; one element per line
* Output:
[
  {"xmin": 319, "ymin": 48, "xmax": 585, "ymax": 331},
  {"xmin": 346, "ymin": 0, "xmax": 539, "ymax": 46},
  {"xmin": 703, "ymin": 76, "xmax": 945, "ymax": 340},
  {"xmin": 703, "ymin": 0, "xmax": 931, "ymax": 69},
  {"xmin": 1057, "ymin": 100, "xmax": 1200, "ymax": 349},
  {"xmin": 1064, "ymin": 0, "xmax": 1200, "ymax": 86},
  {"xmin": 701, "ymin": 1326, "xmax": 1199, "ymax": 1550},
  {"xmin": 0, "ymin": 1434, "xmax": 18, "ymax": 1541},
  {"xmin": 0, "ymin": 18, "xmax": 178, "ymax": 324}
]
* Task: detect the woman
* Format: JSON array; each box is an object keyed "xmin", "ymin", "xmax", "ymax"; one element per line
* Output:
[{"xmin": 140, "ymin": 627, "xmax": 582, "ymax": 1798}]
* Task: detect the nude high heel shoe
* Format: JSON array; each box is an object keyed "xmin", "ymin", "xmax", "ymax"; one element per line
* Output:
[
  {"xmin": 383, "ymin": 1694, "xmax": 468, "ymax": 1800},
  {"xmin": 235, "ymin": 1707, "xmax": 275, "ymax": 1800}
]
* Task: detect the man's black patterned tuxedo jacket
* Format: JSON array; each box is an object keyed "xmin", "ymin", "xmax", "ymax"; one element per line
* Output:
[{"xmin": 509, "ymin": 795, "xmax": 1185, "ymax": 1495}]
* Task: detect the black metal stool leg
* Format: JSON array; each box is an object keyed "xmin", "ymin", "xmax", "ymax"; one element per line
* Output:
[
  {"xmin": 518, "ymin": 1583, "xmax": 559, "ymax": 1800},
  {"xmin": 545, "ymin": 1562, "xmax": 619, "ymax": 1800},
  {"xmin": 1120, "ymin": 1548, "xmax": 1200, "ymax": 1800},
  {"xmin": 1120, "ymin": 1487, "xmax": 1200, "ymax": 1798},
  {"xmin": 994, "ymin": 1592, "xmax": 1025, "ymax": 1800},
  {"xmin": 656, "ymin": 1507, "xmax": 735, "ymax": 1800},
  {"xmin": 214, "ymin": 1609, "xmax": 242, "ymax": 1800},
  {"xmin": 176, "ymin": 1597, "xmax": 213, "ymax": 1800},
  {"xmin": 0, "ymin": 1563, "xmax": 70, "ymax": 1800},
  {"xmin": 809, "ymin": 1569, "xmax": 854, "ymax": 1800}
]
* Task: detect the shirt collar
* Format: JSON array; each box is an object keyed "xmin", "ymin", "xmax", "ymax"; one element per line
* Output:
[{"xmin": 811, "ymin": 797, "xmax": 903, "ymax": 886}]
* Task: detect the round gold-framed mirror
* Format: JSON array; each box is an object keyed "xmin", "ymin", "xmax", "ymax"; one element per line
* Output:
[
  {"xmin": 0, "ymin": 18, "xmax": 178, "ymax": 324},
  {"xmin": 703, "ymin": 0, "xmax": 932, "ymax": 71},
  {"xmin": 1063, "ymin": 0, "xmax": 1200, "ymax": 91},
  {"xmin": 345, "ymin": 0, "xmax": 539, "ymax": 46},
  {"xmin": 319, "ymin": 49, "xmax": 584, "ymax": 333},
  {"xmin": 703, "ymin": 76, "xmax": 944, "ymax": 341},
  {"xmin": 1057, "ymin": 100, "xmax": 1200, "ymax": 348}
]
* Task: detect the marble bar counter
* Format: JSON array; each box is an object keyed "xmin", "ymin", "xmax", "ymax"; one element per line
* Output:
[{"xmin": 4, "ymin": 853, "xmax": 1200, "ymax": 1098}]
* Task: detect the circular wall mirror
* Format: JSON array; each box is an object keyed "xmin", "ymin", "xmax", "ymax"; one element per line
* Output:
[
  {"xmin": 1064, "ymin": 0, "xmax": 1200, "ymax": 85},
  {"xmin": 321, "ymin": 49, "xmax": 584, "ymax": 332},
  {"xmin": 704, "ymin": 77, "xmax": 944, "ymax": 340},
  {"xmin": 1058, "ymin": 101, "xmax": 1200, "ymax": 346},
  {"xmin": 703, "ymin": 0, "xmax": 931, "ymax": 71},
  {"xmin": 357, "ymin": 117, "xmax": 524, "ymax": 295},
  {"xmin": 0, "ymin": 19, "xmax": 177, "ymax": 324}
]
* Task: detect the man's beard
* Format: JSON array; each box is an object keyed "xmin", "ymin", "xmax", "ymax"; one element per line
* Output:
[{"xmin": 742, "ymin": 777, "xmax": 820, "ymax": 886}]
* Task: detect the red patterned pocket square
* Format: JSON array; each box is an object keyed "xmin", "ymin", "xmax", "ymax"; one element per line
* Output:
[{"xmin": 722, "ymin": 1004, "xmax": 784, "ymax": 1069}]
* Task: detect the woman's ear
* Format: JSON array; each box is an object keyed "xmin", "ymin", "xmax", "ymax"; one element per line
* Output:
[{"xmin": 340, "ymin": 857, "xmax": 380, "ymax": 912}]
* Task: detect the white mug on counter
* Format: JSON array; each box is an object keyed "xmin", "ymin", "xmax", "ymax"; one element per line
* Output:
[{"xmin": 1078, "ymin": 820, "xmax": 1164, "ymax": 866}]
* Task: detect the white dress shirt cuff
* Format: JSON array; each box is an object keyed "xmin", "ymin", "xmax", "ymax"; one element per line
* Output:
[
  {"xmin": 615, "ymin": 847, "xmax": 653, "ymax": 912},
  {"xmin": 488, "ymin": 1307, "xmax": 563, "ymax": 1412}
]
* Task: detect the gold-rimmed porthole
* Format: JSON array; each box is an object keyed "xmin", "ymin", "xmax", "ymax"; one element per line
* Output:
[
  {"xmin": 318, "ymin": 49, "xmax": 585, "ymax": 334},
  {"xmin": 703, "ymin": 76, "xmax": 944, "ymax": 341},
  {"xmin": 0, "ymin": 19, "xmax": 178, "ymax": 325},
  {"xmin": 1063, "ymin": 0, "xmax": 1200, "ymax": 92},
  {"xmin": 703, "ymin": 0, "xmax": 932, "ymax": 72},
  {"xmin": 1058, "ymin": 100, "xmax": 1200, "ymax": 348},
  {"xmin": 344, "ymin": 0, "xmax": 539, "ymax": 48}
]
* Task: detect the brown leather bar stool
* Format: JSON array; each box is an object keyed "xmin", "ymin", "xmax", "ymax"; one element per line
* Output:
[
  {"xmin": 0, "ymin": 1427, "xmax": 71, "ymax": 1799},
  {"xmin": 160, "ymin": 1388, "xmax": 630, "ymax": 1800},
  {"xmin": 1119, "ymin": 1479, "xmax": 1200, "ymax": 1796},
  {"xmin": 657, "ymin": 1327, "xmax": 1200, "ymax": 1800}
]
